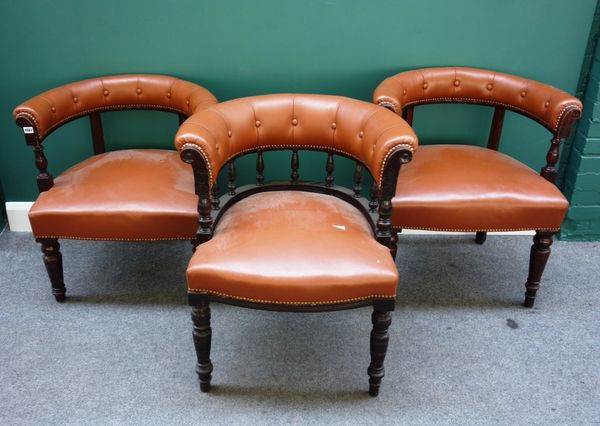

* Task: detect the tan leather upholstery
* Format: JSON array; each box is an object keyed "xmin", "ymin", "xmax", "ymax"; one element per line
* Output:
[
  {"xmin": 14, "ymin": 75, "xmax": 216, "ymax": 242},
  {"xmin": 391, "ymin": 145, "xmax": 568, "ymax": 231},
  {"xmin": 13, "ymin": 74, "xmax": 217, "ymax": 140},
  {"xmin": 373, "ymin": 67, "xmax": 581, "ymax": 233},
  {"xmin": 186, "ymin": 191, "xmax": 398, "ymax": 305},
  {"xmin": 175, "ymin": 94, "xmax": 417, "ymax": 187},
  {"xmin": 28, "ymin": 149, "xmax": 198, "ymax": 240},
  {"xmin": 373, "ymin": 67, "xmax": 582, "ymax": 133}
]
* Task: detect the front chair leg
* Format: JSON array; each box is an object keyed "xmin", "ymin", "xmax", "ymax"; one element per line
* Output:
[
  {"xmin": 524, "ymin": 231, "xmax": 554, "ymax": 308},
  {"xmin": 367, "ymin": 307, "xmax": 393, "ymax": 397},
  {"xmin": 192, "ymin": 301, "xmax": 213, "ymax": 392},
  {"xmin": 38, "ymin": 238, "xmax": 66, "ymax": 302}
]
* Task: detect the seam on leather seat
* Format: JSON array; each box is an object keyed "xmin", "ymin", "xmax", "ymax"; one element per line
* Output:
[
  {"xmin": 187, "ymin": 289, "xmax": 396, "ymax": 305},
  {"xmin": 392, "ymin": 226, "xmax": 560, "ymax": 232}
]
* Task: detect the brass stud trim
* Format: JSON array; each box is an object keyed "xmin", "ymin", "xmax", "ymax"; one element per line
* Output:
[{"xmin": 187, "ymin": 289, "xmax": 397, "ymax": 306}]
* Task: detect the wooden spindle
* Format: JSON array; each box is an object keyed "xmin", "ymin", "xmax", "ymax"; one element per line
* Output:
[
  {"xmin": 541, "ymin": 137, "xmax": 561, "ymax": 184},
  {"xmin": 16, "ymin": 116, "xmax": 54, "ymax": 192},
  {"xmin": 180, "ymin": 146, "xmax": 213, "ymax": 245},
  {"xmin": 256, "ymin": 151, "xmax": 264, "ymax": 185},
  {"xmin": 376, "ymin": 149, "xmax": 411, "ymax": 248},
  {"xmin": 369, "ymin": 181, "xmax": 379, "ymax": 212},
  {"xmin": 402, "ymin": 106, "xmax": 414, "ymax": 126},
  {"xmin": 89, "ymin": 113, "xmax": 105, "ymax": 154},
  {"xmin": 33, "ymin": 145, "xmax": 53, "ymax": 192},
  {"xmin": 486, "ymin": 107, "xmax": 505, "ymax": 151},
  {"xmin": 325, "ymin": 152, "xmax": 334, "ymax": 187},
  {"xmin": 376, "ymin": 198, "xmax": 393, "ymax": 247},
  {"xmin": 210, "ymin": 183, "xmax": 220, "ymax": 210},
  {"xmin": 228, "ymin": 161, "xmax": 236, "ymax": 195},
  {"xmin": 353, "ymin": 163, "xmax": 362, "ymax": 197},
  {"xmin": 291, "ymin": 149, "xmax": 299, "ymax": 184}
]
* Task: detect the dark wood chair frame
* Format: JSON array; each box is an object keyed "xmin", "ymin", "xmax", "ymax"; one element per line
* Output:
[
  {"xmin": 376, "ymin": 98, "xmax": 581, "ymax": 308},
  {"xmin": 16, "ymin": 108, "xmax": 190, "ymax": 302},
  {"xmin": 180, "ymin": 143, "xmax": 413, "ymax": 396}
]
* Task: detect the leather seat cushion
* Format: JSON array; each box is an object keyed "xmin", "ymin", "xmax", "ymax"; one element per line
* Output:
[
  {"xmin": 186, "ymin": 191, "xmax": 398, "ymax": 305},
  {"xmin": 392, "ymin": 145, "xmax": 569, "ymax": 231},
  {"xmin": 29, "ymin": 149, "xmax": 198, "ymax": 240}
]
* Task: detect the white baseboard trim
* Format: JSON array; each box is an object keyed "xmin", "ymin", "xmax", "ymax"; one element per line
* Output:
[
  {"xmin": 6, "ymin": 202, "xmax": 34, "ymax": 232},
  {"xmin": 5, "ymin": 201, "xmax": 535, "ymax": 236}
]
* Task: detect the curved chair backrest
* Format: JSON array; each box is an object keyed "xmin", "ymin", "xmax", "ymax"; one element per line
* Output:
[
  {"xmin": 372, "ymin": 67, "xmax": 582, "ymax": 184},
  {"xmin": 13, "ymin": 74, "xmax": 217, "ymax": 141},
  {"xmin": 174, "ymin": 94, "xmax": 418, "ymax": 248},
  {"xmin": 372, "ymin": 67, "xmax": 581, "ymax": 138},
  {"xmin": 175, "ymin": 94, "xmax": 417, "ymax": 188},
  {"xmin": 13, "ymin": 74, "xmax": 217, "ymax": 192}
]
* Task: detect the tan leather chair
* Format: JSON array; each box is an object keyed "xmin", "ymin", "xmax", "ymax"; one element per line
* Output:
[
  {"xmin": 174, "ymin": 94, "xmax": 418, "ymax": 396},
  {"xmin": 373, "ymin": 67, "xmax": 582, "ymax": 307},
  {"xmin": 13, "ymin": 74, "xmax": 217, "ymax": 301}
]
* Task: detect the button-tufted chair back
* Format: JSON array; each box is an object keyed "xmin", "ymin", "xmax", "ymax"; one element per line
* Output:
[
  {"xmin": 373, "ymin": 67, "xmax": 582, "ymax": 136},
  {"xmin": 14, "ymin": 74, "xmax": 217, "ymax": 141},
  {"xmin": 175, "ymin": 94, "xmax": 417, "ymax": 187}
]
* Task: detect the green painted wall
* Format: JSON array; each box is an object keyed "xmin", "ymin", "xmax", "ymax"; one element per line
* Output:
[
  {"xmin": 562, "ymin": 3, "xmax": 600, "ymax": 241},
  {"xmin": 0, "ymin": 0, "xmax": 595, "ymax": 205}
]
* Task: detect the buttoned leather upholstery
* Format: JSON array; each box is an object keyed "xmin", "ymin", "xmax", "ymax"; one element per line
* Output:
[
  {"xmin": 391, "ymin": 145, "xmax": 569, "ymax": 231},
  {"xmin": 373, "ymin": 67, "xmax": 582, "ymax": 133},
  {"xmin": 186, "ymin": 191, "xmax": 398, "ymax": 305},
  {"xmin": 14, "ymin": 74, "xmax": 217, "ymax": 140},
  {"xmin": 175, "ymin": 94, "xmax": 418, "ymax": 187},
  {"xmin": 13, "ymin": 74, "xmax": 217, "ymax": 241},
  {"xmin": 28, "ymin": 149, "xmax": 198, "ymax": 240},
  {"xmin": 179, "ymin": 94, "xmax": 417, "ymax": 305},
  {"xmin": 373, "ymin": 67, "xmax": 582, "ymax": 232}
]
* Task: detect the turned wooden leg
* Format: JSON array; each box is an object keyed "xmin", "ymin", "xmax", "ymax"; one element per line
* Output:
[
  {"xmin": 192, "ymin": 301, "xmax": 213, "ymax": 392},
  {"xmin": 390, "ymin": 231, "xmax": 399, "ymax": 260},
  {"xmin": 38, "ymin": 238, "xmax": 66, "ymax": 302},
  {"xmin": 524, "ymin": 231, "xmax": 554, "ymax": 308},
  {"xmin": 368, "ymin": 307, "xmax": 393, "ymax": 397},
  {"xmin": 475, "ymin": 231, "xmax": 487, "ymax": 245}
]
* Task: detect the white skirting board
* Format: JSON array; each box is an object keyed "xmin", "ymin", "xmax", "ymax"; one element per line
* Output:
[
  {"xmin": 5, "ymin": 201, "xmax": 535, "ymax": 236},
  {"xmin": 6, "ymin": 202, "xmax": 34, "ymax": 232}
]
